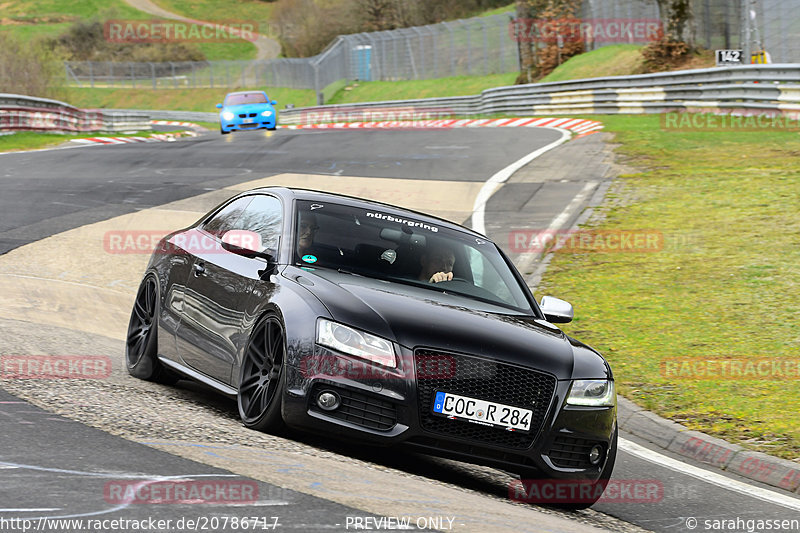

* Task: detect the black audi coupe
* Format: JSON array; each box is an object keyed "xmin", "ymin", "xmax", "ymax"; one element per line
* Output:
[{"xmin": 126, "ymin": 187, "xmax": 617, "ymax": 508}]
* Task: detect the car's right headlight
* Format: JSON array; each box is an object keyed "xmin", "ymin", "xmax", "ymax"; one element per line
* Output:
[
  {"xmin": 566, "ymin": 380, "xmax": 616, "ymax": 406},
  {"xmin": 222, "ymin": 111, "xmax": 235, "ymax": 121},
  {"xmin": 316, "ymin": 318, "xmax": 396, "ymax": 368}
]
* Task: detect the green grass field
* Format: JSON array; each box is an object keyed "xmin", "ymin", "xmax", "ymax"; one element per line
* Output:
[
  {"xmin": 0, "ymin": 0, "xmax": 257, "ymax": 60},
  {"xmin": 478, "ymin": 3, "xmax": 516, "ymax": 17},
  {"xmin": 540, "ymin": 44, "xmax": 646, "ymax": 83},
  {"xmin": 151, "ymin": 0, "xmax": 275, "ymax": 26},
  {"xmin": 536, "ymin": 114, "xmax": 800, "ymax": 460},
  {"xmin": 328, "ymin": 73, "xmax": 518, "ymax": 104}
]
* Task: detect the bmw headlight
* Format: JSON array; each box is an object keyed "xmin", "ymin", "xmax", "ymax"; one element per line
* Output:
[
  {"xmin": 261, "ymin": 110, "xmax": 273, "ymax": 117},
  {"xmin": 222, "ymin": 111, "xmax": 235, "ymax": 121},
  {"xmin": 316, "ymin": 318, "xmax": 396, "ymax": 368},
  {"xmin": 566, "ymin": 380, "xmax": 616, "ymax": 406}
]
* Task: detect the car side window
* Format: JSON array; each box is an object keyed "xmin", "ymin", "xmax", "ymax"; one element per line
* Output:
[
  {"xmin": 232, "ymin": 195, "xmax": 283, "ymax": 251},
  {"xmin": 202, "ymin": 197, "xmax": 253, "ymax": 236},
  {"xmin": 466, "ymin": 245, "xmax": 516, "ymax": 306}
]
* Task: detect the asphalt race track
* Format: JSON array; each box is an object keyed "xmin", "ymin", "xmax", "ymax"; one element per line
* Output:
[{"xmin": 1, "ymin": 127, "xmax": 798, "ymax": 533}]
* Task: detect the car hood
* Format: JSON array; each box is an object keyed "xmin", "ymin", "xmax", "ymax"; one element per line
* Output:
[
  {"xmin": 287, "ymin": 267, "xmax": 582, "ymax": 378},
  {"xmin": 222, "ymin": 103, "xmax": 273, "ymax": 114}
]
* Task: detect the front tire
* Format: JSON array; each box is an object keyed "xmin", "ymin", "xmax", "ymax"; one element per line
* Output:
[
  {"xmin": 550, "ymin": 428, "xmax": 618, "ymax": 510},
  {"xmin": 237, "ymin": 313, "xmax": 287, "ymax": 433},
  {"xmin": 220, "ymin": 126, "xmax": 230, "ymax": 135},
  {"xmin": 126, "ymin": 275, "xmax": 178, "ymax": 384}
]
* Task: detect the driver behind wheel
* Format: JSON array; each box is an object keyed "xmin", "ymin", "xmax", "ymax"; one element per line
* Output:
[{"xmin": 418, "ymin": 243, "xmax": 456, "ymax": 283}]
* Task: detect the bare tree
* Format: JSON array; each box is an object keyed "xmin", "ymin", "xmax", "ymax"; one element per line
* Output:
[
  {"xmin": 654, "ymin": 0, "xmax": 693, "ymax": 44},
  {"xmin": 514, "ymin": 0, "xmax": 583, "ymax": 84},
  {"xmin": 359, "ymin": 0, "xmax": 396, "ymax": 31}
]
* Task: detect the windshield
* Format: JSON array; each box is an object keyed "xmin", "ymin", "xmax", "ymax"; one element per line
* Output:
[
  {"xmin": 293, "ymin": 200, "xmax": 534, "ymax": 313},
  {"xmin": 224, "ymin": 92, "xmax": 268, "ymax": 106}
]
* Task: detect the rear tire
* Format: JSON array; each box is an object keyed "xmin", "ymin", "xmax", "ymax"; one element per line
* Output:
[
  {"xmin": 237, "ymin": 313, "xmax": 287, "ymax": 433},
  {"xmin": 125, "ymin": 275, "xmax": 179, "ymax": 385}
]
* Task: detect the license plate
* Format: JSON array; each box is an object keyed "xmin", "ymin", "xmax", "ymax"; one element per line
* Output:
[
  {"xmin": 432, "ymin": 391, "xmax": 533, "ymax": 432},
  {"xmin": 243, "ymin": 118, "xmax": 254, "ymax": 123}
]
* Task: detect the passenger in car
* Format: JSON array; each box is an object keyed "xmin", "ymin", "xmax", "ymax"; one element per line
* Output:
[{"xmin": 418, "ymin": 244, "xmax": 456, "ymax": 283}]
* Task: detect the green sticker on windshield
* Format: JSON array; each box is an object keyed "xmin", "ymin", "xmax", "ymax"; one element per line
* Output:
[{"xmin": 302, "ymin": 254, "xmax": 318, "ymax": 264}]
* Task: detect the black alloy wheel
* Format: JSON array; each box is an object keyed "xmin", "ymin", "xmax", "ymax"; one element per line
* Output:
[
  {"xmin": 126, "ymin": 275, "xmax": 178, "ymax": 384},
  {"xmin": 237, "ymin": 314, "xmax": 287, "ymax": 432}
]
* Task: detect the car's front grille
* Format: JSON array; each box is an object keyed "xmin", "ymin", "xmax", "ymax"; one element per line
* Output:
[
  {"xmin": 238, "ymin": 113, "xmax": 258, "ymax": 118},
  {"xmin": 415, "ymin": 349, "xmax": 555, "ymax": 449},
  {"xmin": 548, "ymin": 435, "xmax": 601, "ymax": 468},
  {"xmin": 310, "ymin": 385, "xmax": 397, "ymax": 431}
]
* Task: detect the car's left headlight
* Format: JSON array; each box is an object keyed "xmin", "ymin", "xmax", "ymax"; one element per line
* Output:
[
  {"xmin": 316, "ymin": 318, "xmax": 396, "ymax": 368},
  {"xmin": 261, "ymin": 110, "xmax": 273, "ymax": 117},
  {"xmin": 222, "ymin": 111, "xmax": 235, "ymax": 121},
  {"xmin": 566, "ymin": 380, "xmax": 616, "ymax": 406}
]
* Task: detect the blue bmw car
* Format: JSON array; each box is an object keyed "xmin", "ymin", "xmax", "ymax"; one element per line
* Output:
[{"xmin": 216, "ymin": 91, "xmax": 278, "ymax": 134}]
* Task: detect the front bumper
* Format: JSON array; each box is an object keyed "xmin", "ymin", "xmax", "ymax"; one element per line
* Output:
[
  {"xmin": 281, "ymin": 345, "xmax": 616, "ymax": 481},
  {"xmin": 220, "ymin": 119, "xmax": 277, "ymax": 132}
]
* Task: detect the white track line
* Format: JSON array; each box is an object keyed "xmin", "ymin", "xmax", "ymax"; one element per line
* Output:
[
  {"xmin": 514, "ymin": 180, "xmax": 598, "ymax": 276},
  {"xmin": 471, "ymin": 128, "xmax": 571, "ymax": 236},
  {"xmin": 620, "ymin": 438, "xmax": 800, "ymax": 511}
]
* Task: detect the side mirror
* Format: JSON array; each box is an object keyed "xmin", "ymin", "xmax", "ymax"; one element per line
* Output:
[
  {"xmin": 271, "ymin": 100, "xmax": 277, "ymax": 106},
  {"xmin": 220, "ymin": 231, "xmax": 274, "ymax": 261},
  {"xmin": 539, "ymin": 296, "xmax": 573, "ymax": 324},
  {"xmin": 216, "ymin": 103, "xmax": 223, "ymax": 109}
]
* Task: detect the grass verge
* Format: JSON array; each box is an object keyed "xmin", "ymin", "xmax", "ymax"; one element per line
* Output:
[
  {"xmin": 328, "ymin": 73, "xmax": 518, "ymax": 104},
  {"xmin": 0, "ymin": 130, "xmax": 176, "ymax": 152},
  {"xmin": 535, "ymin": 114, "xmax": 800, "ymax": 460},
  {"xmin": 540, "ymin": 45, "xmax": 646, "ymax": 83},
  {"xmin": 62, "ymin": 87, "xmax": 318, "ymax": 111}
]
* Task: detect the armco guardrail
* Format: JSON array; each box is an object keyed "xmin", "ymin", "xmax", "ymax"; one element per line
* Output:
[
  {"xmin": 0, "ymin": 94, "xmax": 151, "ymax": 133},
  {"xmin": 71, "ymin": 65, "xmax": 800, "ymax": 128},
  {"xmin": 105, "ymin": 109, "xmax": 218, "ymax": 123},
  {"xmin": 276, "ymin": 65, "xmax": 800, "ymax": 124}
]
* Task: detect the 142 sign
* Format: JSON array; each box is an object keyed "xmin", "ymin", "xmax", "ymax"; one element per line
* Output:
[{"xmin": 716, "ymin": 49, "xmax": 743, "ymax": 65}]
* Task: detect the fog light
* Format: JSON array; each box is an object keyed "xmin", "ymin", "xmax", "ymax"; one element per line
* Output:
[
  {"xmin": 317, "ymin": 391, "xmax": 340, "ymax": 411},
  {"xmin": 588, "ymin": 445, "xmax": 603, "ymax": 465}
]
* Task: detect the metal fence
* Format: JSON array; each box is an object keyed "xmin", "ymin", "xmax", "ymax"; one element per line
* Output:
[
  {"xmin": 65, "ymin": 13, "xmax": 522, "ymax": 96},
  {"xmin": 64, "ymin": 0, "xmax": 800, "ymax": 100}
]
